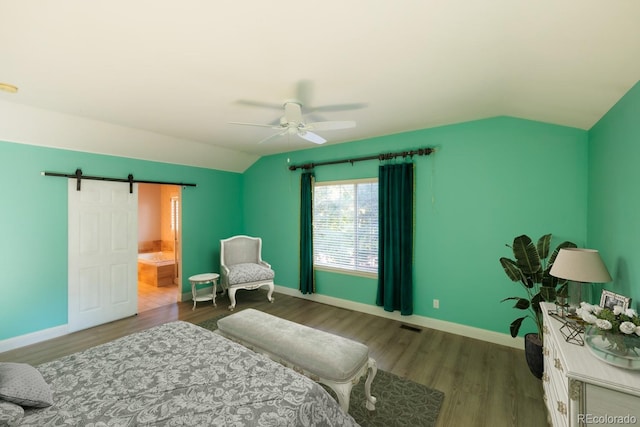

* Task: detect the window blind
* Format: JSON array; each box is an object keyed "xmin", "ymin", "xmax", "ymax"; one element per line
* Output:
[{"xmin": 313, "ymin": 179, "xmax": 378, "ymax": 274}]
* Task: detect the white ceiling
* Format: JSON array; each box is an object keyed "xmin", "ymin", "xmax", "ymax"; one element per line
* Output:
[{"xmin": 1, "ymin": 1, "xmax": 639, "ymax": 172}]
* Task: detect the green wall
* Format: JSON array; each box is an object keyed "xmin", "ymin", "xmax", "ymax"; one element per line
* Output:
[
  {"xmin": 0, "ymin": 141, "xmax": 243, "ymax": 340},
  {"xmin": 0, "ymin": 111, "xmax": 604, "ymax": 343},
  {"xmin": 243, "ymin": 116, "xmax": 588, "ymax": 336},
  {"xmin": 588, "ymin": 81, "xmax": 640, "ymax": 309}
]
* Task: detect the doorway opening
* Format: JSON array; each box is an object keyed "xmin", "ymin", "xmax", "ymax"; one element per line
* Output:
[{"xmin": 137, "ymin": 184, "xmax": 181, "ymax": 313}]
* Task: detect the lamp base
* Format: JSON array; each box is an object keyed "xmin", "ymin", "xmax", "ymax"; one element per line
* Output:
[
  {"xmin": 567, "ymin": 281, "xmax": 590, "ymax": 313},
  {"xmin": 555, "ymin": 295, "xmax": 570, "ymax": 317}
]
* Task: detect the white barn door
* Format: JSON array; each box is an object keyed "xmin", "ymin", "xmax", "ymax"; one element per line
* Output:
[{"xmin": 68, "ymin": 180, "xmax": 138, "ymax": 332}]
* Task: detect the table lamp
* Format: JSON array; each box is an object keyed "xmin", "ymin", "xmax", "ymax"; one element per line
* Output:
[{"xmin": 549, "ymin": 248, "xmax": 612, "ymax": 311}]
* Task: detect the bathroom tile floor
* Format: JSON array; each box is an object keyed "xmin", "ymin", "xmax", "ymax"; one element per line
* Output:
[{"xmin": 138, "ymin": 281, "xmax": 178, "ymax": 313}]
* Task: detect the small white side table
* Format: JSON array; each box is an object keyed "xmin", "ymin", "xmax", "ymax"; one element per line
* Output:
[{"xmin": 188, "ymin": 273, "xmax": 220, "ymax": 310}]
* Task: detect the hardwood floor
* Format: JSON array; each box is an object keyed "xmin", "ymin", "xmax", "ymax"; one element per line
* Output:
[{"xmin": 0, "ymin": 290, "xmax": 549, "ymax": 427}]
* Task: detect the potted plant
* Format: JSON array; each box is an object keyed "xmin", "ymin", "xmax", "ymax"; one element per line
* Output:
[{"xmin": 499, "ymin": 234, "xmax": 576, "ymax": 378}]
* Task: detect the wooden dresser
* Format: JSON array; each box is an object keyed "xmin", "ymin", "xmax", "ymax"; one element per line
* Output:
[{"xmin": 541, "ymin": 302, "xmax": 640, "ymax": 426}]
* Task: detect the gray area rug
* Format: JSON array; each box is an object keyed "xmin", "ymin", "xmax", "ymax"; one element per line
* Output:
[
  {"xmin": 197, "ymin": 314, "xmax": 444, "ymax": 427},
  {"xmin": 196, "ymin": 313, "xmax": 229, "ymax": 332}
]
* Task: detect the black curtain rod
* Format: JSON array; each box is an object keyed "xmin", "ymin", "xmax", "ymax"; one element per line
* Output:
[
  {"xmin": 287, "ymin": 147, "xmax": 435, "ymax": 171},
  {"xmin": 42, "ymin": 169, "xmax": 197, "ymax": 193}
]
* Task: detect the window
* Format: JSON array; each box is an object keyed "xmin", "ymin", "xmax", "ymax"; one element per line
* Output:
[
  {"xmin": 313, "ymin": 179, "xmax": 378, "ymax": 275},
  {"xmin": 170, "ymin": 196, "xmax": 180, "ymax": 232}
]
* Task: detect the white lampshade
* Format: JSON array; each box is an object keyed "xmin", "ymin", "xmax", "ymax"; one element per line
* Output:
[{"xmin": 550, "ymin": 248, "xmax": 612, "ymax": 283}]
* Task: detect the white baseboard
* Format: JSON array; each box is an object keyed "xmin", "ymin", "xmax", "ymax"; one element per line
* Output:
[
  {"xmin": 1, "ymin": 288, "xmax": 204, "ymax": 353},
  {"xmin": 181, "ymin": 290, "xmax": 192, "ymax": 303},
  {"xmin": 0, "ymin": 324, "xmax": 69, "ymax": 353},
  {"xmin": 274, "ymin": 285, "xmax": 524, "ymax": 350}
]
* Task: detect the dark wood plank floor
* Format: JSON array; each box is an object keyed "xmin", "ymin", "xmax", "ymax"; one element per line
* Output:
[{"xmin": 0, "ymin": 290, "xmax": 549, "ymax": 427}]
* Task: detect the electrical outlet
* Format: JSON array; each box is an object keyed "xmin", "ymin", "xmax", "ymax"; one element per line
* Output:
[{"xmin": 433, "ymin": 299, "xmax": 439, "ymax": 309}]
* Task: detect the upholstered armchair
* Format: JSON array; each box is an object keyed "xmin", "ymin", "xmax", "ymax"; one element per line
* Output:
[{"xmin": 220, "ymin": 235, "xmax": 275, "ymax": 311}]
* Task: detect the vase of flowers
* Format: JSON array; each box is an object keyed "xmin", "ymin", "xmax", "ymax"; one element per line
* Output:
[{"xmin": 577, "ymin": 302, "xmax": 640, "ymax": 370}]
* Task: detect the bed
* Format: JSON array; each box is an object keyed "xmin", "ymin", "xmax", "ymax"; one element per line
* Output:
[{"xmin": 0, "ymin": 321, "xmax": 358, "ymax": 426}]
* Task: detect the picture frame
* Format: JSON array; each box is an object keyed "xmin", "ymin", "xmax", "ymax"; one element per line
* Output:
[{"xmin": 599, "ymin": 290, "xmax": 632, "ymax": 311}]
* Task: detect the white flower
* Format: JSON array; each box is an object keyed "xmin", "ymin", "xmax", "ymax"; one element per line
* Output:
[
  {"xmin": 581, "ymin": 312, "xmax": 598, "ymax": 324},
  {"xmin": 595, "ymin": 319, "xmax": 612, "ymax": 330},
  {"xmin": 613, "ymin": 305, "xmax": 624, "ymax": 315},
  {"xmin": 619, "ymin": 321, "xmax": 637, "ymax": 334},
  {"xmin": 593, "ymin": 305, "xmax": 603, "ymax": 315},
  {"xmin": 636, "ymin": 326, "xmax": 640, "ymax": 337},
  {"xmin": 580, "ymin": 302, "xmax": 595, "ymax": 313},
  {"xmin": 625, "ymin": 308, "xmax": 638, "ymax": 318}
]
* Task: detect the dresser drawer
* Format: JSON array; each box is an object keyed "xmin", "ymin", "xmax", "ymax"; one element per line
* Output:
[
  {"xmin": 544, "ymin": 371, "xmax": 569, "ymax": 427},
  {"xmin": 543, "ymin": 324, "xmax": 569, "ymax": 427},
  {"xmin": 541, "ymin": 303, "xmax": 640, "ymax": 427},
  {"xmin": 584, "ymin": 384, "xmax": 640, "ymax": 426}
]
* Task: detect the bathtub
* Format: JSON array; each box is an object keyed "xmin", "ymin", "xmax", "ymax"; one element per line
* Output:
[
  {"xmin": 138, "ymin": 251, "xmax": 176, "ymax": 266},
  {"xmin": 138, "ymin": 252, "xmax": 176, "ymax": 287}
]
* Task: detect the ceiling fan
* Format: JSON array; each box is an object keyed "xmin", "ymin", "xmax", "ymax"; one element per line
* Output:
[{"xmin": 230, "ymin": 100, "xmax": 356, "ymax": 145}]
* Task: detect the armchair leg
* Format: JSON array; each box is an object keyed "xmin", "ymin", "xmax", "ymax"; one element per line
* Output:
[
  {"xmin": 228, "ymin": 288, "xmax": 237, "ymax": 311},
  {"xmin": 267, "ymin": 282, "xmax": 274, "ymax": 303}
]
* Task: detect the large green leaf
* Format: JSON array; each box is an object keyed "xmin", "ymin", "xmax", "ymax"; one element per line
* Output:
[
  {"xmin": 499, "ymin": 257, "xmax": 524, "ymax": 282},
  {"xmin": 531, "ymin": 292, "xmax": 544, "ymax": 313},
  {"xmin": 510, "ymin": 317, "xmax": 526, "ymax": 338},
  {"xmin": 539, "ymin": 285, "xmax": 557, "ymax": 301},
  {"xmin": 522, "ymin": 277, "xmax": 535, "ymax": 289},
  {"xmin": 547, "ymin": 241, "xmax": 577, "ymax": 266},
  {"xmin": 531, "ymin": 270, "xmax": 544, "ymax": 285},
  {"xmin": 541, "ymin": 271, "xmax": 558, "ymax": 287},
  {"xmin": 513, "ymin": 235, "xmax": 541, "ymax": 277},
  {"xmin": 536, "ymin": 234, "xmax": 552, "ymax": 260},
  {"xmin": 544, "ymin": 240, "xmax": 577, "ymax": 284},
  {"xmin": 501, "ymin": 297, "xmax": 530, "ymax": 310}
]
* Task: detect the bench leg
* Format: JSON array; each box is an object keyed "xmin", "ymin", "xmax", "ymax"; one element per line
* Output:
[
  {"xmin": 364, "ymin": 357, "xmax": 378, "ymax": 411},
  {"xmin": 326, "ymin": 382, "xmax": 353, "ymax": 413}
]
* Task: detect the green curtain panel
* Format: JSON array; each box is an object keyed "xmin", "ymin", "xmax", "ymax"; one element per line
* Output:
[
  {"xmin": 376, "ymin": 163, "xmax": 414, "ymax": 315},
  {"xmin": 300, "ymin": 172, "xmax": 315, "ymax": 294}
]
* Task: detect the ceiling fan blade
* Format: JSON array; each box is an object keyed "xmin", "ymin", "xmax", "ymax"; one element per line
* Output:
[
  {"xmin": 306, "ymin": 112, "xmax": 328, "ymax": 123},
  {"xmin": 229, "ymin": 121, "xmax": 279, "ymax": 129},
  {"xmin": 235, "ymin": 99, "xmax": 283, "ymax": 110},
  {"xmin": 293, "ymin": 79, "xmax": 367, "ymax": 112},
  {"xmin": 298, "ymin": 131, "xmax": 326, "ymax": 145},
  {"xmin": 305, "ymin": 120, "xmax": 356, "ymax": 131},
  {"xmin": 257, "ymin": 131, "xmax": 287, "ymax": 144},
  {"xmin": 308, "ymin": 102, "xmax": 368, "ymax": 113},
  {"xmin": 284, "ymin": 102, "xmax": 303, "ymax": 123}
]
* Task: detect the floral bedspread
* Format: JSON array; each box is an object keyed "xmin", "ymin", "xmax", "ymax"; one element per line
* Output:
[{"xmin": 20, "ymin": 321, "xmax": 358, "ymax": 426}]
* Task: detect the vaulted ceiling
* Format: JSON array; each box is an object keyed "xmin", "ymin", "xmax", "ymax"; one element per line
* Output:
[{"xmin": 1, "ymin": 1, "xmax": 639, "ymax": 172}]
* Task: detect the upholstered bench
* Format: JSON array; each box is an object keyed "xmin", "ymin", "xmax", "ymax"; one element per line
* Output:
[{"xmin": 217, "ymin": 308, "xmax": 377, "ymax": 412}]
